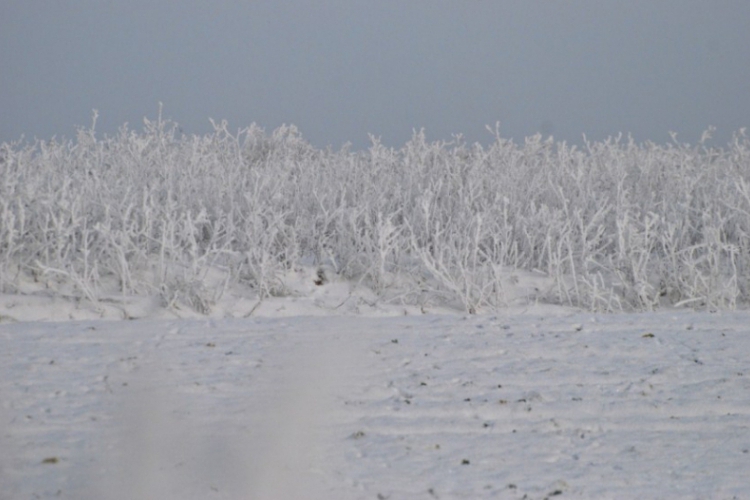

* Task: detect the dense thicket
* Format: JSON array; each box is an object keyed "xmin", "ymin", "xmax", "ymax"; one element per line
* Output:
[{"xmin": 2, "ymin": 114, "xmax": 749, "ymax": 313}]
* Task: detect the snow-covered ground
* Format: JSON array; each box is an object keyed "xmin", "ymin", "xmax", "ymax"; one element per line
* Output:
[{"xmin": 2, "ymin": 287, "xmax": 749, "ymax": 499}]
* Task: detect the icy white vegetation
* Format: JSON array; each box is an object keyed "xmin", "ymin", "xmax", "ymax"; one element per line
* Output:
[{"xmin": 1, "ymin": 110, "xmax": 749, "ymax": 314}]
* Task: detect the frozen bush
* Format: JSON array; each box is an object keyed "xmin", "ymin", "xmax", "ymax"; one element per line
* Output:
[{"xmin": 1, "ymin": 111, "xmax": 748, "ymax": 314}]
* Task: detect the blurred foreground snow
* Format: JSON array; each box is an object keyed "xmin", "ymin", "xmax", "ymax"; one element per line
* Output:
[{"xmin": 2, "ymin": 303, "xmax": 749, "ymax": 499}]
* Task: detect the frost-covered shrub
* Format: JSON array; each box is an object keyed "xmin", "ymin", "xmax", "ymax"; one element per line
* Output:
[{"xmin": 1, "ymin": 111, "xmax": 748, "ymax": 314}]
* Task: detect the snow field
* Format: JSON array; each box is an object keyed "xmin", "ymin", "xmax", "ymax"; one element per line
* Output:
[
  {"xmin": 2, "ymin": 114, "xmax": 750, "ymax": 315},
  {"xmin": 2, "ymin": 114, "xmax": 750, "ymax": 498},
  {"xmin": 2, "ymin": 311, "xmax": 749, "ymax": 498}
]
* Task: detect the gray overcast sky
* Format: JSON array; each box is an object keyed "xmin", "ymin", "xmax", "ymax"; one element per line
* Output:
[{"xmin": 2, "ymin": 1, "xmax": 749, "ymax": 149}]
